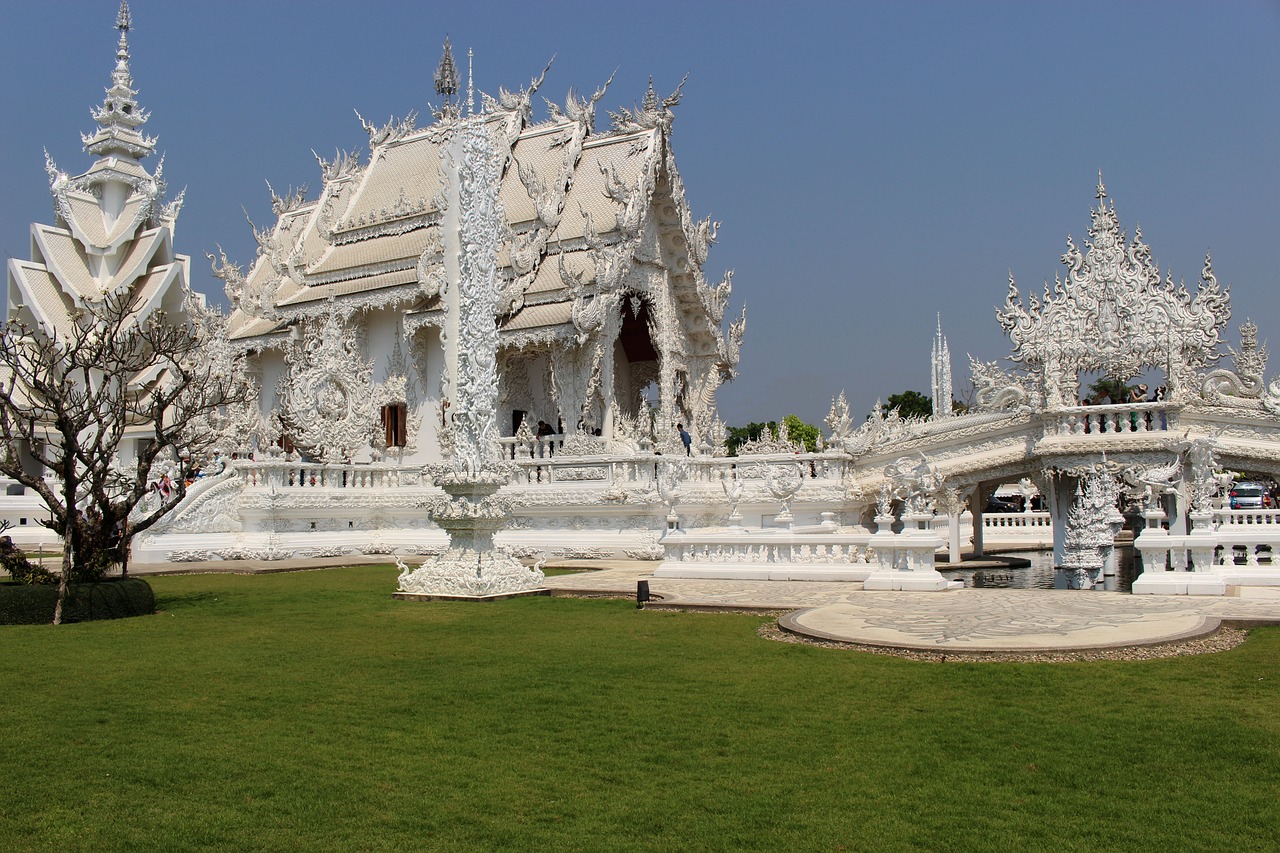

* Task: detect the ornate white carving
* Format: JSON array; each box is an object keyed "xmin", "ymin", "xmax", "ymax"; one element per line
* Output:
[
  {"xmin": 397, "ymin": 120, "xmax": 544, "ymax": 598},
  {"xmin": 1121, "ymin": 456, "xmax": 1183, "ymax": 509},
  {"xmin": 756, "ymin": 461, "xmax": 803, "ymax": 523},
  {"xmin": 839, "ymin": 401, "xmax": 927, "ymax": 456},
  {"xmin": 445, "ymin": 121, "xmax": 505, "ymax": 474},
  {"xmin": 739, "ymin": 419, "xmax": 804, "ymax": 455},
  {"xmin": 276, "ymin": 308, "xmax": 378, "ymax": 463},
  {"xmin": 969, "ymin": 358, "xmax": 1034, "ymax": 412},
  {"xmin": 656, "ymin": 457, "xmax": 688, "ymax": 525},
  {"xmin": 884, "ymin": 454, "xmax": 944, "ymax": 515},
  {"xmin": 997, "ymin": 180, "xmax": 1231, "ymax": 407},
  {"xmin": 623, "ymin": 543, "xmax": 665, "ymax": 560},
  {"xmin": 720, "ymin": 471, "xmax": 745, "ymax": 526},
  {"xmin": 1185, "ymin": 437, "xmax": 1226, "ymax": 514},
  {"xmin": 825, "ymin": 392, "xmax": 855, "ymax": 444},
  {"xmin": 1203, "ymin": 321, "xmax": 1267, "ymax": 404},
  {"xmin": 1060, "ymin": 468, "xmax": 1126, "ymax": 588}
]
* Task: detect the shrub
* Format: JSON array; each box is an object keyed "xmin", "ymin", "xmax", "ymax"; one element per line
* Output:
[
  {"xmin": 0, "ymin": 578, "xmax": 155, "ymax": 625},
  {"xmin": 0, "ymin": 537, "xmax": 53, "ymax": 585}
]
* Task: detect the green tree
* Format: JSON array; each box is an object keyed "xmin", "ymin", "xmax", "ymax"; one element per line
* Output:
[
  {"xmin": 783, "ymin": 414, "xmax": 821, "ymax": 453},
  {"xmin": 725, "ymin": 421, "xmax": 775, "ymax": 456},
  {"xmin": 725, "ymin": 415, "xmax": 821, "ymax": 455},
  {"xmin": 885, "ymin": 390, "xmax": 933, "ymax": 419}
]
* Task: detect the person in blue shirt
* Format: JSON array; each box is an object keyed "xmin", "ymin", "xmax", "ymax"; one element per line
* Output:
[{"xmin": 677, "ymin": 423, "xmax": 692, "ymax": 456}]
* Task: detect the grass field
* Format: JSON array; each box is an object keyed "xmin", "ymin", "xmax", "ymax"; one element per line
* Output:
[{"xmin": 2, "ymin": 565, "xmax": 1279, "ymax": 852}]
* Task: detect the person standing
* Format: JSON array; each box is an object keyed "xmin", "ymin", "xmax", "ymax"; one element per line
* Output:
[{"xmin": 677, "ymin": 423, "xmax": 692, "ymax": 456}]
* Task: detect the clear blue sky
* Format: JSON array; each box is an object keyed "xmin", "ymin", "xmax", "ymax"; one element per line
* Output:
[{"xmin": 4, "ymin": 1, "xmax": 1277, "ymax": 427}]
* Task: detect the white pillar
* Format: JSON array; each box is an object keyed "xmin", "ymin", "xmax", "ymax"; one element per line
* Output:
[
  {"xmin": 1169, "ymin": 482, "xmax": 1189, "ymax": 536},
  {"xmin": 1048, "ymin": 475, "xmax": 1072, "ymax": 569},
  {"xmin": 947, "ymin": 509, "xmax": 962, "ymax": 563}
]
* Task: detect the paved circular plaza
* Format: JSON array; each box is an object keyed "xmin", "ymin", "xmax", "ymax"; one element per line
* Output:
[{"xmin": 543, "ymin": 561, "xmax": 1280, "ymax": 652}]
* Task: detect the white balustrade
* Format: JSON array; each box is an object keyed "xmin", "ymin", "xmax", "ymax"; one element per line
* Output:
[
  {"xmin": 503, "ymin": 449, "xmax": 849, "ymax": 489},
  {"xmin": 498, "ymin": 434, "xmax": 564, "ymax": 461},
  {"xmin": 1045, "ymin": 402, "xmax": 1173, "ymax": 438},
  {"xmin": 236, "ymin": 460, "xmax": 411, "ymax": 491},
  {"xmin": 1213, "ymin": 509, "xmax": 1280, "ymax": 527},
  {"xmin": 666, "ymin": 534, "xmax": 875, "ymax": 566},
  {"xmin": 982, "ymin": 511, "xmax": 1051, "ymax": 530}
]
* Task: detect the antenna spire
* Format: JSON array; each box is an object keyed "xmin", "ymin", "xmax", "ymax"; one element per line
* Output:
[{"xmin": 467, "ymin": 47, "xmax": 475, "ymax": 115}]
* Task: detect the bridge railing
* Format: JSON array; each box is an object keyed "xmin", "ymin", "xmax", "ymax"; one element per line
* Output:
[
  {"xmin": 1043, "ymin": 402, "xmax": 1173, "ymax": 437},
  {"xmin": 660, "ymin": 530, "xmax": 877, "ymax": 567},
  {"xmin": 982, "ymin": 511, "xmax": 1051, "ymax": 530},
  {"xmin": 1213, "ymin": 509, "xmax": 1280, "ymax": 527}
]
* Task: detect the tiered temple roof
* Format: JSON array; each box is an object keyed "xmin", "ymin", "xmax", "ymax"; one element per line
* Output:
[
  {"xmin": 6, "ymin": 1, "xmax": 190, "ymax": 338},
  {"xmin": 219, "ymin": 60, "xmax": 741, "ymax": 376}
]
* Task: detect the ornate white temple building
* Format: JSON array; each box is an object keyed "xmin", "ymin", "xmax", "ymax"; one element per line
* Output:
[
  {"xmin": 210, "ymin": 43, "xmax": 744, "ymax": 467},
  {"xmin": 8, "ymin": 5, "xmax": 1280, "ymax": 596}
]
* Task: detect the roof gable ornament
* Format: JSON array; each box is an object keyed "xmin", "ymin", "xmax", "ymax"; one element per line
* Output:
[
  {"xmin": 996, "ymin": 176, "xmax": 1232, "ymax": 407},
  {"xmin": 608, "ymin": 74, "xmax": 688, "ymax": 133}
]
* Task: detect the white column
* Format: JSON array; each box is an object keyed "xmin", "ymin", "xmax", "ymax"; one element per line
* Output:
[
  {"xmin": 947, "ymin": 509, "xmax": 962, "ymax": 563},
  {"xmin": 1048, "ymin": 475, "xmax": 1071, "ymax": 568}
]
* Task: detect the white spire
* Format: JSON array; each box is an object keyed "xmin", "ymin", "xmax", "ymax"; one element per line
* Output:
[
  {"xmin": 931, "ymin": 313, "xmax": 953, "ymax": 419},
  {"xmin": 467, "ymin": 47, "xmax": 475, "ymax": 115},
  {"xmin": 83, "ymin": 0, "xmax": 155, "ymax": 160}
]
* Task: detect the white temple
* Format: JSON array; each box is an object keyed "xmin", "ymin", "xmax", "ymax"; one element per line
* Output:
[
  {"xmin": 8, "ymin": 6, "xmax": 1280, "ymax": 596},
  {"xmin": 209, "ymin": 45, "xmax": 745, "ymax": 468}
]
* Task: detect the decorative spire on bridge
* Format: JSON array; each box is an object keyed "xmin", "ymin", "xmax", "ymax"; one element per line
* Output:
[{"xmin": 931, "ymin": 314, "xmax": 953, "ymax": 419}]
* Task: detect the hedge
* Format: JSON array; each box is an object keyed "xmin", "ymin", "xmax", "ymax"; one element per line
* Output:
[{"xmin": 0, "ymin": 578, "xmax": 155, "ymax": 625}]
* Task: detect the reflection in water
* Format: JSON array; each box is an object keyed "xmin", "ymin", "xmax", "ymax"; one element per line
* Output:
[{"xmin": 940, "ymin": 548, "xmax": 1138, "ymax": 591}]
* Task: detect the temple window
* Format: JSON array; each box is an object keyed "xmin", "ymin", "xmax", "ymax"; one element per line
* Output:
[{"xmin": 382, "ymin": 403, "xmax": 408, "ymax": 448}]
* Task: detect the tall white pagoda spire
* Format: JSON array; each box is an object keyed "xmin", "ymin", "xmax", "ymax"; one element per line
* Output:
[
  {"xmin": 11, "ymin": 0, "xmax": 184, "ymax": 336},
  {"xmin": 931, "ymin": 313, "xmax": 953, "ymax": 418},
  {"xmin": 82, "ymin": 1, "xmax": 156, "ymax": 161}
]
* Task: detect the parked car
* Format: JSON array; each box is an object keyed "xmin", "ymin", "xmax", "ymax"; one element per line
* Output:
[
  {"xmin": 1229, "ymin": 482, "xmax": 1273, "ymax": 510},
  {"xmin": 984, "ymin": 496, "xmax": 1022, "ymax": 513}
]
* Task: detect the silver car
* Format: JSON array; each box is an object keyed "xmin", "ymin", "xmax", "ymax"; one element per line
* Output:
[{"xmin": 1229, "ymin": 482, "xmax": 1272, "ymax": 510}]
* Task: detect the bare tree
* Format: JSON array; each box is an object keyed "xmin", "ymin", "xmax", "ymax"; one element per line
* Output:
[{"xmin": 0, "ymin": 291, "xmax": 247, "ymax": 623}]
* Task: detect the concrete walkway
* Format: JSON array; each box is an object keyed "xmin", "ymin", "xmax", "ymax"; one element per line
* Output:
[
  {"xmin": 543, "ymin": 561, "xmax": 1280, "ymax": 652},
  {"xmin": 42, "ymin": 556, "xmax": 1280, "ymax": 653}
]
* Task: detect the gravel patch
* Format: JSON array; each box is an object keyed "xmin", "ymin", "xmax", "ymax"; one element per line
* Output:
[{"xmin": 758, "ymin": 620, "xmax": 1250, "ymax": 662}]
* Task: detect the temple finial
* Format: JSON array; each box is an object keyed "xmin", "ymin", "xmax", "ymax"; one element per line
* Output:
[
  {"xmin": 434, "ymin": 37, "xmax": 459, "ymax": 102},
  {"xmin": 83, "ymin": 0, "xmax": 154, "ymax": 160},
  {"xmin": 642, "ymin": 77, "xmax": 659, "ymax": 112},
  {"xmin": 1095, "ymin": 169, "xmax": 1107, "ymax": 200}
]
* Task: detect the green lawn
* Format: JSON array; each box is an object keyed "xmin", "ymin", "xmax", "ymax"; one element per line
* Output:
[{"xmin": 2, "ymin": 566, "xmax": 1278, "ymax": 852}]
